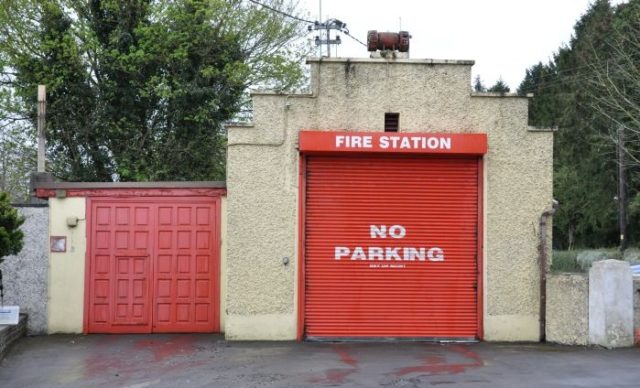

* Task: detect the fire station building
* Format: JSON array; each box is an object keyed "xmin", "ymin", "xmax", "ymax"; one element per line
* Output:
[
  {"xmin": 225, "ymin": 56, "xmax": 554, "ymax": 341},
  {"xmin": 39, "ymin": 54, "xmax": 553, "ymax": 342}
]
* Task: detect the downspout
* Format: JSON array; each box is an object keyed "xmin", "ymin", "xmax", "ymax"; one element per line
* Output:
[{"xmin": 538, "ymin": 199, "xmax": 559, "ymax": 342}]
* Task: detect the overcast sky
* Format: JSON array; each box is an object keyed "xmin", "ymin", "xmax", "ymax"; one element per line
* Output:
[{"xmin": 298, "ymin": 0, "xmax": 627, "ymax": 91}]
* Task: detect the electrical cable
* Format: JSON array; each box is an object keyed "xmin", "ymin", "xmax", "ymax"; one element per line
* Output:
[
  {"xmin": 342, "ymin": 29, "xmax": 367, "ymax": 47},
  {"xmin": 247, "ymin": 0, "xmax": 314, "ymax": 24}
]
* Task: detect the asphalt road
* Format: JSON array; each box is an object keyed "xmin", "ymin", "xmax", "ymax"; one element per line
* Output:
[{"xmin": 1, "ymin": 334, "xmax": 639, "ymax": 387}]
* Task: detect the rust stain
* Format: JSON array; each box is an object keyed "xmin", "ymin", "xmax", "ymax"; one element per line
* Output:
[{"xmin": 393, "ymin": 346, "xmax": 484, "ymax": 377}]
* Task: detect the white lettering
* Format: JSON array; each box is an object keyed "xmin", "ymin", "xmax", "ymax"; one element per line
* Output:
[
  {"xmin": 400, "ymin": 137, "xmax": 411, "ymax": 149},
  {"xmin": 363, "ymin": 136, "xmax": 373, "ymax": 148},
  {"xmin": 388, "ymin": 225, "xmax": 406, "ymax": 239},
  {"xmin": 440, "ymin": 137, "xmax": 451, "ymax": 150},
  {"xmin": 427, "ymin": 247, "xmax": 445, "ymax": 261},
  {"xmin": 379, "ymin": 136, "xmax": 389, "ymax": 148},
  {"xmin": 370, "ymin": 225, "xmax": 386, "ymax": 238},
  {"xmin": 385, "ymin": 247, "xmax": 402, "ymax": 261},
  {"xmin": 403, "ymin": 247, "xmax": 425, "ymax": 261},
  {"xmin": 368, "ymin": 247, "xmax": 384, "ymax": 260},
  {"xmin": 411, "ymin": 137, "xmax": 422, "ymax": 148},
  {"xmin": 351, "ymin": 246, "xmax": 367, "ymax": 260},
  {"xmin": 427, "ymin": 137, "xmax": 439, "ymax": 149},
  {"xmin": 351, "ymin": 136, "xmax": 362, "ymax": 148},
  {"xmin": 389, "ymin": 136, "xmax": 400, "ymax": 148},
  {"xmin": 336, "ymin": 135, "xmax": 346, "ymax": 148},
  {"xmin": 335, "ymin": 246, "xmax": 350, "ymax": 260}
]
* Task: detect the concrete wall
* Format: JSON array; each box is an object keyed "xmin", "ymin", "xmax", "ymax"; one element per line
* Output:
[
  {"xmin": 635, "ymin": 277, "xmax": 640, "ymax": 344},
  {"xmin": 546, "ymin": 273, "xmax": 589, "ymax": 345},
  {"xmin": 48, "ymin": 197, "xmax": 87, "ymax": 333},
  {"xmin": 226, "ymin": 57, "xmax": 554, "ymax": 341},
  {"xmin": 1, "ymin": 205, "xmax": 49, "ymax": 334},
  {"xmin": 220, "ymin": 196, "xmax": 227, "ymax": 333}
]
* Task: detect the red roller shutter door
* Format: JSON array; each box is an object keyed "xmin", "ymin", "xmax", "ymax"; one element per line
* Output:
[
  {"xmin": 87, "ymin": 198, "xmax": 220, "ymax": 333},
  {"xmin": 304, "ymin": 154, "xmax": 480, "ymax": 338}
]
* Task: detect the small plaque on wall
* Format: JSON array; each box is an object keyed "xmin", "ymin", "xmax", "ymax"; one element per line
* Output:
[
  {"xmin": 50, "ymin": 236, "xmax": 67, "ymax": 252},
  {"xmin": 0, "ymin": 306, "xmax": 19, "ymax": 325}
]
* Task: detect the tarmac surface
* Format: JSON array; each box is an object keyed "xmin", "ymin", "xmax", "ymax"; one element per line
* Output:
[{"xmin": 0, "ymin": 334, "xmax": 639, "ymax": 387}]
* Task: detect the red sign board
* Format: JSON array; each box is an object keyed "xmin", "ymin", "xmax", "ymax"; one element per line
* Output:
[{"xmin": 299, "ymin": 131, "xmax": 487, "ymax": 155}]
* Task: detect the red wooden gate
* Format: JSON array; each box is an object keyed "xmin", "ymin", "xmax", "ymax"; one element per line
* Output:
[{"xmin": 86, "ymin": 197, "xmax": 220, "ymax": 333}]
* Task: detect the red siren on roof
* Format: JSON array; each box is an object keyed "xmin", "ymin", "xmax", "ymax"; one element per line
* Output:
[{"xmin": 367, "ymin": 31, "xmax": 411, "ymax": 52}]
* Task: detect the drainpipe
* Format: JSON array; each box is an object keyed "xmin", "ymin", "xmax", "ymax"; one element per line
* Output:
[{"xmin": 538, "ymin": 199, "xmax": 559, "ymax": 342}]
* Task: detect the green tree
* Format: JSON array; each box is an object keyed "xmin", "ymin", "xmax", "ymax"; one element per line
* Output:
[
  {"xmin": 473, "ymin": 75, "xmax": 486, "ymax": 92},
  {"xmin": 519, "ymin": 0, "xmax": 622, "ymax": 249},
  {"xmin": 488, "ymin": 77, "xmax": 510, "ymax": 93},
  {"xmin": 0, "ymin": 0, "xmax": 309, "ymax": 182},
  {"xmin": 0, "ymin": 192, "xmax": 24, "ymax": 265}
]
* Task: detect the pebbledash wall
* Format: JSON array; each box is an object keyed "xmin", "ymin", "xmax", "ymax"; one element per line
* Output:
[
  {"xmin": 226, "ymin": 57, "xmax": 554, "ymax": 341},
  {"xmin": 2, "ymin": 205, "xmax": 49, "ymax": 334}
]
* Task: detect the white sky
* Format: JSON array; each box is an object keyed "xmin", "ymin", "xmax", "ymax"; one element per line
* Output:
[{"xmin": 298, "ymin": 0, "xmax": 627, "ymax": 91}]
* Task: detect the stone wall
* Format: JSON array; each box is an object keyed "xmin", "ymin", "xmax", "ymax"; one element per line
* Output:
[
  {"xmin": 1, "ymin": 205, "xmax": 48, "ymax": 334},
  {"xmin": 546, "ymin": 273, "xmax": 589, "ymax": 345}
]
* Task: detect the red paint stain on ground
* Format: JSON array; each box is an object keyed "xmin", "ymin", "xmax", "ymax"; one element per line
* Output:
[
  {"xmin": 134, "ymin": 335, "xmax": 197, "ymax": 361},
  {"xmin": 393, "ymin": 346, "xmax": 484, "ymax": 377},
  {"xmin": 332, "ymin": 345, "xmax": 358, "ymax": 368},
  {"xmin": 308, "ymin": 368, "xmax": 357, "ymax": 384},
  {"xmin": 308, "ymin": 345, "xmax": 358, "ymax": 384}
]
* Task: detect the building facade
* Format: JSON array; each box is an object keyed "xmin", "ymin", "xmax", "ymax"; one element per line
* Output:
[{"xmin": 226, "ymin": 57, "xmax": 554, "ymax": 341}]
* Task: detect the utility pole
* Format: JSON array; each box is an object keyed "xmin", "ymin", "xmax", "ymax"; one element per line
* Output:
[
  {"xmin": 618, "ymin": 125, "xmax": 627, "ymax": 251},
  {"xmin": 37, "ymin": 85, "xmax": 46, "ymax": 172},
  {"xmin": 309, "ymin": 19, "xmax": 344, "ymax": 57}
]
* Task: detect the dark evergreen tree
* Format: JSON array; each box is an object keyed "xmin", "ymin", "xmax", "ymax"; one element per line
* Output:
[
  {"xmin": 473, "ymin": 75, "xmax": 486, "ymax": 92},
  {"xmin": 519, "ymin": 0, "xmax": 623, "ymax": 249},
  {"xmin": 488, "ymin": 77, "xmax": 510, "ymax": 93}
]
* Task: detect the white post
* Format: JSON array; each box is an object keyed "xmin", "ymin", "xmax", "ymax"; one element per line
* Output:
[
  {"xmin": 37, "ymin": 85, "xmax": 46, "ymax": 172},
  {"xmin": 589, "ymin": 259, "xmax": 634, "ymax": 347}
]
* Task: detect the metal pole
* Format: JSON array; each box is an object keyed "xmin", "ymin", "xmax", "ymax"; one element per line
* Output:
[
  {"xmin": 618, "ymin": 125, "xmax": 627, "ymax": 250},
  {"xmin": 326, "ymin": 25, "xmax": 330, "ymax": 58},
  {"xmin": 318, "ymin": 0, "xmax": 322, "ymax": 56},
  {"xmin": 37, "ymin": 85, "xmax": 46, "ymax": 172}
]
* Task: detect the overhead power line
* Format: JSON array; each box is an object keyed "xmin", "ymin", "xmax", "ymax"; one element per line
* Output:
[
  {"xmin": 247, "ymin": 0, "xmax": 314, "ymax": 24},
  {"xmin": 342, "ymin": 29, "xmax": 367, "ymax": 47},
  {"xmin": 248, "ymin": 0, "xmax": 366, "ymax": 53}
]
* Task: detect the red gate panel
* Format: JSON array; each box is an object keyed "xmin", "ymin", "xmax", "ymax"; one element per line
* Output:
[
  {"xmin": 153, "ymin": 204, "xmax": 217, "ymax": 332},
  {"xmin": 88, "ymin": 204, "xmax": 153, "ymax": 333},
  {"xmin": 87, "ymin": 198, "xmax": 219, "ymax": 333},
  {"xmin": 303, "ymin": 154, "xmax": 480, "ymax": 338}
]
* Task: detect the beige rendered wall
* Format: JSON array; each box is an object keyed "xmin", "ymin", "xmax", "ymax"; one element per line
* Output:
[
  {"xmin": 226, "ymin": 57, "xmax": 554, "ymax": 341},
  {"xmin": 48, "ymin": 197, "xmax": 87, "ymax": 333},
  {"xmin": 219, "ymin": 196, "xmax": 227, "ymax": 332}
]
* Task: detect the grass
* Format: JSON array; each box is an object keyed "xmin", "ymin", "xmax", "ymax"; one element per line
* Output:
[{"xmin": 551, "ymin": 250, "xmax": 583, "ymax": 273}]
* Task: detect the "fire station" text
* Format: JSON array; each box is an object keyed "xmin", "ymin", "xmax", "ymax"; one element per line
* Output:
[{"xmin": 335, "ymin": 135, "xmax": 452, "ymax": 150}]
